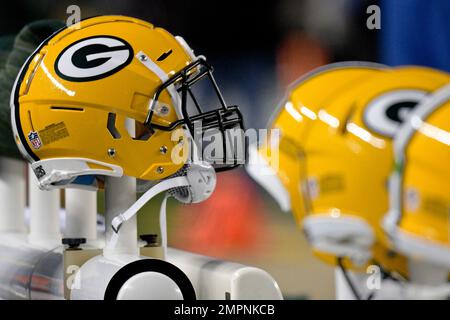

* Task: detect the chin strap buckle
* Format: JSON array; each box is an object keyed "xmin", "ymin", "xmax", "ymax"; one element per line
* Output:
[
  {"xmin": 111, "ymin": 215, "xmax": 126, "ymax": 234},
  {"xmin": 106, "ymin": 175, "xmax": 191, "ymax": 250}
]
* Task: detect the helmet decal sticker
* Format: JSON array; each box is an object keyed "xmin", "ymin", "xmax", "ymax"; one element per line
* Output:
[
  {"xmin": 319, "ymin": 174, "xmax": 345, "ymax": 194},
  {"xmin": 37, "ymin": 122, "xmax": 70, "ymax": 146},
  {"xmin": 28, "ymin": 131, "xmax": 42, "ymax": 149},
  {"xmin": 363, "ymin": 90, "xmax": 426, "ymax": 137},
  {"xmin": 55, "ymin": 36, "xmax": 133, "ymax": 82}
]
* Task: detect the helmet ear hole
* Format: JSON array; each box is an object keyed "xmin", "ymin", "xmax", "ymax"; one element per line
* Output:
[
  {"xmin": 124, "ymin": 117, "xmax": 136, "ymax": 138},
  {"xmin": 134, "ymin": 122, "xmax": 154, "ymax": 141},
  {"xmin": 107, "ymin": 113, "xmax": 121, "ymax": 139}
]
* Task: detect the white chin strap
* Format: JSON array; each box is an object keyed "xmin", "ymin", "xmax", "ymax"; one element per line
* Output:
[
  {"xmin": 107, "ymin": 176, "xmax": 189, "ymax": 251},
  {"xmin": 107, "ymin": 162, "xmax": 216, "ymax": 253},
  {"xmin": 159, "ymin": 194, "xmax": 170, "ymax": 258}
]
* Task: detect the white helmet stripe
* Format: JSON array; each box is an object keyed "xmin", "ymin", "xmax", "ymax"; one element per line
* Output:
[{"xmin": 135, "ymin": 51, "xmax": 185, "ymax": 120}]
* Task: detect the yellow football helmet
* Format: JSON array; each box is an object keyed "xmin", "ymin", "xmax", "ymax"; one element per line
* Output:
[
  {"xmin": 384, "ymin": 83, "xmax": 450, "ymax": 271},
  {"xmin": 11, "ymin": 16, "xmax": 244, "ymax": 190},
  {"xmin": 247, "ymin": 64, "xmax": 450, "ymax": 274},
  {"xmin": 300, "ymin": 66, "xmax": 450, "ymax": 273},
  {"xmin": 247, "ymin": 62, "xmax": 387, "ymax": 222}
]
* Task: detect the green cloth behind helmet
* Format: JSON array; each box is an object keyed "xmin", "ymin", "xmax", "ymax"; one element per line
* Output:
[
  {"xmin": 0, "ymin": 35, "xmax": 17, "ymax": 158},
  {"xmin": 0, "ymin": 35, "xmax": 14, "ymax": 70},
  {"xmin": 0, "ymin": 19, "xmax": 65, "ymax": 159}
]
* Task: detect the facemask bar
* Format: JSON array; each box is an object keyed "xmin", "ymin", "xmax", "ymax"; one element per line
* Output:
[
  {"xmin": 389, "ymin": 87, "xmax": 449, "ymax": 226},
  {"xmin": 144, "ymin": 57, "xmax": 246, "ymax": 171}
]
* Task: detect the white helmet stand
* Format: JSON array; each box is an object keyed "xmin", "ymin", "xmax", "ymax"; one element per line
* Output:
[
  {"xmin": 335, "ymin": 268, "xmax": 366, "ymax": 300},
  {"xmin": 334, "ymin": 261, "xmax": 450, "ymax": 300},
  {"xmin": 28, "ymin": 165, "xmax": 61, "ymax": 248},
  {"xmin": 103, "ymin": 176, "xmax": 138, "ymax": 257},
  {"xmin": 0, "ymin": 156, "xmax": 99, "ymax": 299},
  {"xmin": 0, "ymin": 156, "xmax": 282, "ymax": 300},
  {"xmin": 0, "ymin": 157, "xmax": 66, "ymax": 299},
  {"xmin": 409, "ymin": 260, "xmax": 448, "ymax": 286},
  {"xmin": 0, "ymin": 156, "xmax": 26, "ymax": 237},
  {"xmin": 69, "ymin": 171, "xmax": 283, "ymax": 300},
  {"xmin": 402, "ymin": 260, "xmax": 450, "ymax": 299},
  {"xmin": 68, "ymin": 119, "xmax": 193, "ymax": 300},
  {"xmin": 68, "ymin": 174, "xmax": 194, "ymax": 300},
  {"xmin": 65, "ymin": 188, "xmax": 97, "ymax": 244}
]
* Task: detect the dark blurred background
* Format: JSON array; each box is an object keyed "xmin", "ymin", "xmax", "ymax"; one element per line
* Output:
[
  {"xmin": 2, "ymin": 0, "xmax": 448, "ymax": 128},
  {"xmin": 0, "ymin": 0, "xmax": 383, "ymax": 129},
  {"xmin": 1, "ymin": 0, "xmax": 448, "ymax": 299}
]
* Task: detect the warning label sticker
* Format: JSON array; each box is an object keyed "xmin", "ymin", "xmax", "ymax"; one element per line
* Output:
[{"xmin": 38, "ymin": 122, "xmax": 69, "ymax": 145}]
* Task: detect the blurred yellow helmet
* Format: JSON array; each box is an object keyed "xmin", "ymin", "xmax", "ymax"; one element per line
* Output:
[
  {"xmin": 247, "ymin": 64, "xmax": 450, "ymax": 274},
  {"xmin": 11, "ymin": 15, "xmax": 244, "ymax": 190},
  {"xmin": 300, "ymin": 66, "xmax": 450, "ymax": 272},
  {"xmin": 247, "ymin": 62, "xmax": 387, "ymax": 222},
  {"xmin": 384, "ymin": 83, "xmax": 450, "ymax": 270}
]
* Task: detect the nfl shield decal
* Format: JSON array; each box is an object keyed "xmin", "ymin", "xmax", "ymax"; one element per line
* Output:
[{"xmin": 28, "ymin": 131, "xmax": 42, "ymax": 149}]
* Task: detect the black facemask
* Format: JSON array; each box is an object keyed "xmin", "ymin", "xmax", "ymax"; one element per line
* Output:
[{"xmin": 144, "ymin": 57, "xmax": 247, "ymax": 171}]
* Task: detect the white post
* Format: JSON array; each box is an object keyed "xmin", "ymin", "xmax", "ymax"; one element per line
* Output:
[
  {"xmin": 103, "ymin": 176, "xmax": 138, "ymax": 257},
  {"xmin": 334, "ymin": 268, "xmax": 368, "ymax": 300},
  {"xmin": 408, "ymin": 259, "xmax": 448, "ymax": 286},
  {"xmin": 65, "ymin": 189, "xmax": 97, "ymax": 241},
  {"xmin": 103, "ymin": 117, "xmax": 138, "ymax": 257},
  {"xmin": 335, "ymin": 268, "xmax": 355, "ymax": 300},
  {"xmin": 0, "ymin": 157, "xmax": 26, "ymax": 234},
  {"xmin": 28, "ymin": 165, "xmax": 61, "ymax": 246}
]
